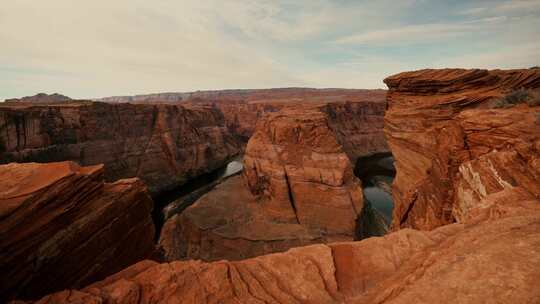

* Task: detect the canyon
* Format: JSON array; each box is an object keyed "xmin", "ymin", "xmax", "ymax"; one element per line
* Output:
[
  {"xmin": 1, "ymin": 69, "xmax": 539, "ymax": 303},
  {"xmin": 159, "ymin": 106, "xmax": 387, "ymax": 262}
]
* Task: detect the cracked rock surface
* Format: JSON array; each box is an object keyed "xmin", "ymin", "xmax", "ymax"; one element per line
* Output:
[
  {"xmin": 159, "ymin": 107, "xmax": 372, "ymax": 261},
  {"xmin": 384, "ymin": 68, "xmax": 540, "ymax": 230}
]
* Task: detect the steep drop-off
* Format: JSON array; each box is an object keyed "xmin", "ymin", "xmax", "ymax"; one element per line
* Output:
[
  {"xmin": 0, "ymin": 102, "xmax": 240, "ymax": 193},
  {"xmin": 159, "ymin": 107, "xmax": 388, "ymax": 261},
  {"xmin": 0, "ymin": 161, "xmax": 156, "ymax": 302},
  {"xmin": 384, "ymin": 68, "xmax": 540, "ymax": 230}
]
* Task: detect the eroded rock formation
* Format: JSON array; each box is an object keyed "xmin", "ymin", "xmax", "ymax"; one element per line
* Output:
[
  {"xmin": 28, "ymin": 200, "xmax": 540, "ymax": 304},
  {"xmin": 0, "ymin": 102, "xmax": 240, "ymax": 193},
  {"xmin": 243, "ymin": 108, "xmax": 364, "ymax": 232},
  {"xmin": 159, "ymin": 107, "xmax": 379, "ymax": 261},
  {"xmin": 0, "ymin": 161, "xmax": 155, "ymax": 302},
  {"xmin": 159, "ymin": 176, "xmax": 324, "ymax": 261},
  {"xmin": 384, "ymin": 68, "xmax": 540, "ymax": 230},
  {"xmin": 98, "ymin": 88, "xmax": 389, "ymax": 149}
]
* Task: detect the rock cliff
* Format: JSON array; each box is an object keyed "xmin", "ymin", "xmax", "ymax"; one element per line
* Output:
[
  {"xmin": 243, "ymin": 108, "xmax": 364, "ymax": 232},
  {"xmin": 27, "ymin": 200, "xmax": 540, "ymax": 303},
  {"xmin": 159, "ymin": 107, "xmax": 381, "ymax": 261},
  {"xmin": 198, "ymin": 99, "xmax": 389, "ymax": 154},
  {"xmin": 98, "ymin": 88, "xmax": 389, "ymax": 151},
  {"xmin": 0, "ymin": 102, "xmax": 240, "ymax": 193},
  {"xmin": 0, "ymin": 161, "xmax": 155, "ymax": 302},
  {"xmin": 159, "ymin": 176, "xmax": 325, "ymax": 261},
  {"xmin": 384, "ymin": 68, "xmax": 540, "ymax": 230}
]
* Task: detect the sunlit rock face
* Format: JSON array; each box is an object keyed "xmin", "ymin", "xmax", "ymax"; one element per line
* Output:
[
  {"xmin": 243, "ymin": 107, "xmax": 364, "ymax": 235},
  {"xmin": 384, "ymin": 68, "xmax": 540, "ymax": 231},
  {"xmin": 0, "ymin": 102, "xmax": 240, "ymax": 194},
  {"xmin": 0, "ymin": 161, "xmax": 155, "ymax": 302},
  {"xmin": 29, "ymin": 203, "xmax": 540, "ymax": 304},
  {"xmin": 159, "ymin": 106, "xmax": 389, "ymax": 262}
]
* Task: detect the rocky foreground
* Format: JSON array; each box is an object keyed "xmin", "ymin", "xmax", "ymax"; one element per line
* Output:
[
  {"xmin": 0, "ymin": 162, "xmax": 156, "ymax": 301},
  {"xmin": 22, "ymin": 202, "xmax": 540, "ymax": 303}
]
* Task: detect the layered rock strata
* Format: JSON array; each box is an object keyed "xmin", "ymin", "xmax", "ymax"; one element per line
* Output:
[
  {"xmin": 159, "ymin": 176, "xmax": 324, "ymax": 261},
  {"xmin": 0, "ymin": 161, "xmax": 155, "ymax": 302},
  {"xmin": 201, "ymin": 100, "xmax": 390, "ymax": 155},
  {"xmin": 28, "ymin": 200, "xmax": 540, "ymax": 304},
  {"xmin": 243, "ymin": 108, "xmax": 363, "ymax": 232},
  {"xmin": 0, "ymin": 102, "xmax": 240, "ymax": 193},
  {"xmin": 160, "ymin": 107, "xmax": 373, "ymax": 261},
  {"xmin": 98, "ymin": 88, "xmax": 389, "ymax": 152},
  {"xmin": 384, "ymin": 68, "xmax": 540, "ymax": 230}
]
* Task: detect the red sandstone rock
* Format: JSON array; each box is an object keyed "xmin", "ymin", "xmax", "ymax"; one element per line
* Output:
[
  {"xmin": 28, "ymin": 202, "xmax": 540, "ymax": 303},
  {"xmin": 384, "ymin": 68, "xmax": 540, "ymax": 230},
  {"xmin": 203, "ymin": 99, "xmax": 389, "ymax": 156},
  {"xmin": 159, "ymin": 175, "xmax": 325, "ymax": 261},
  {"xmin": 0, "ymin": 161, "xmax": 156, "ymax": 302},
  {"xmin": 243, "ymin": 108, "xmax": 364, "ymax": 233},
  {"xmin": 98, "ymin": 88, "xmax": 389, "ymax": 154},
  {"xmin": 0, "ymin": 102, "xmax": 240, "ymax": 193},
  {"xmin": 159, "ymin": 107, "xmax": 379, "ymax": 261},
  {"xmin": 322, "ymin": 101, "xmax": 389, "ymax": 161}
]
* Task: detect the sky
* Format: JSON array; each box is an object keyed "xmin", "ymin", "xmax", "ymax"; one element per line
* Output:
[{"xmin": 1, "ymin": 0, "xmax": 539, "ymax": 100}]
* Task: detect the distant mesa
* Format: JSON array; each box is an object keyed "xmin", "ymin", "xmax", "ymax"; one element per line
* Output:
[{"xmin": 4, "ymin": 93, "xmax": 72, "ymax": 103}]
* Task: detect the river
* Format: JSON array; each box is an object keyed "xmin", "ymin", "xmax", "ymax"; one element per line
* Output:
[
  {"xmin": 151, "ymin": 156, "xmax": 243, "ymax": 237},
  {"xmin": 354, "ymin": 152, "xmax": 396, "ymax": 226}
]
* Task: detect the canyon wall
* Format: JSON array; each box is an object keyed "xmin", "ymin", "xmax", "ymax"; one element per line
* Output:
[
  {"xmin": 159, "ymin": 106, "xmax": 386, "ymax": 261},
  {"xmin": 98, "ymin": 88, "xmax": 386, "ymax": 104},
  {"xmin": 98, "ymin": 88, "xmax": 389, "ymax": 151},
  {"xmin": 0, "ymin": 102, "xmax": 240, "ymax": 193},
  {"xmin": 243, "ymin": 107, "xmax": 364, "ymax": 233},
  {"xmin": 196, "ymin": 99, "xmax": 389, "ymax": 155},
  {"xmin": 384, "ymin": 68, "xmax": 540, "ymax": 230},
  {"xmin": 0, "ymin": 161, "xmax": 155, "ymax": 302},
  {"xmin": 322, "ymin": 101, "xmax": 389, "ymax": 161}
]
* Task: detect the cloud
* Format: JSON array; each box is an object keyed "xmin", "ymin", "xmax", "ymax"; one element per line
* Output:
[
  {"xmin": 460, "ymin": 0, "xmax": 540, "ymax": 16},
  {"xmin": 433, "ymin": 41, "xmax": 540, "ymax": 69},
  {"xmin": 334, "ymin": 17, "xmax": 507, "ymax": 45}
]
